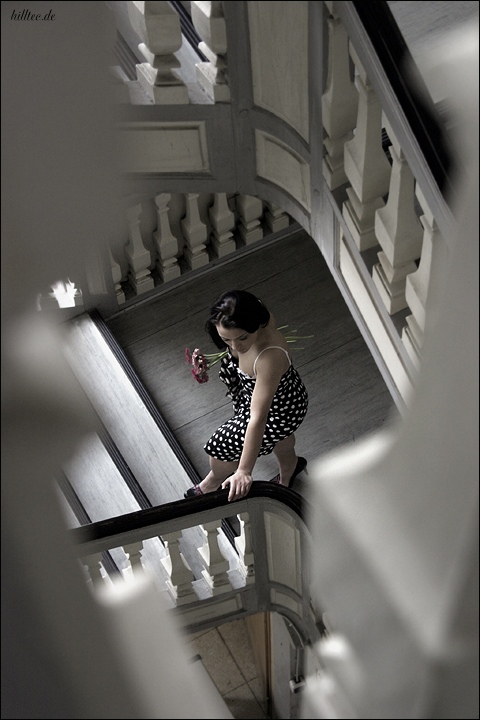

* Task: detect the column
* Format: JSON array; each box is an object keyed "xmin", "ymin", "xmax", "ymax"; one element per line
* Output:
[
  {"xmin": 161, "ymin": 531, "xmax": 198, "ymax": 605},
  {"xmin": 235, "ymin": 512, "xmax": 255, "ymax": 584},
  {"xmin": 153, "ymin": 193, "xmax": 181, "ymax": 282},
  {"xmin": 191, "ymin": 1, "xmax": 230, "ymax": 102},
  {"xmin": 236, "ymin": 195, "xmax": 264, "ymax": 245},
  {"xmin": 372, "ymin": 122, "xmax": 423, "ymax": 314},
  {"xmin": 342, "ymin": 49, "xmax": 391, "ymax": 250},
  {"xmin": 209, "ymin": 193, "xmax": 236, "ymax": 257},
  {"xmin": 109, "ymin": 248, "xmax": 126, "ymax": 305},
  {"xmin": 123, "ymin": 541, "xmax": 145, "ymax": 576},
  {"xmin": 322, "ymin": 6, "xmax": 359, "ymax": 189},
  {"xmin": 127, "ymin": 1, "xmax": 189, "ymax": 104},
  {"xmin": 198, "ymin": 521, "xmax": 232, "ymax": 595},
  {"xmin": 264, "ymin": 201, "xmax": 290, "ymax": 233},
  {"xmin": 181, "ymin": 193, "xmax": 209, "ymax": 269},
  {"xmin": 402, "ymin": 186, "xmax": 443, "ymax": 367},
  {"xmin": 125, "ymin": 204, "xmax": 155, "ymax": 295}
]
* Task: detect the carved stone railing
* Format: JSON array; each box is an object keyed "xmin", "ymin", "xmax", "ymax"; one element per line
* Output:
[
  {"xmin": 321, "ymin": 1, "xmax": 455, "ymax": 399},
  {"xmin": 108, "ymin": 192, "xmax": 291, "ymax": 308},
  {"xmin": 111, "ymin": 1, "xmax": 230, "ymax": 105},
  {"xmin": 71, "ymin": 486, "xmax": 323, "ymax": 642}
]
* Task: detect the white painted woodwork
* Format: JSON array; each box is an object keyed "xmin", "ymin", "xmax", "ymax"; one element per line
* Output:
[
  {"xmin": 153, "ymin": 193, "xmax": 181, "ymax": 282},
  {"xmin": 265, "ymin": 512, "xmax": 301, "ymax": 595},
  {"xmin": 236, "ymin": 194, "xmax": 264, "ymax": 244},
  {"xmin": 343, "ymin": 52, "xmax": 391, "ymax": 203},
  {"xmin": 235, "ymin": 513, "xmax": 255, "ymax": 584},
  {"xmin": 109, "ymin": 248, "xmax": 126, "ymax": 304},
  {"xmin": 247, "ymin": 1, "xmax": 309, "ymax": 141},
  {"xmin": 125, "ymin": 203, "xmax": 155, "ymax": 294},
  {"xmin": 264, "ymin": 201, "xmax": 290, "ymax": 233},
  {"xmin": 123, "ymin": 541, "xmax": 145, "ymax": 574},
  {"xmin": 198, "ymin": 521, "xmax": 232, "ymax": 595},
  {"xmin": 181, "ymin": 193, "xmax": 209, "ymax": 269},
  {"xmin": 339, "ymin": 232, "xmax": 415, "ymax": 401},
  {"xmin": 161, "ymin": 531, "xmax": 198, "ymax": 605},
  {"xmin": 127, "ymin": 1, "xmax": 189, "ymax": 104},
  {"xmin": 403, "ymin": 186, "xmax": 444, "ymax": 365},
  {"xmin": 322, "ymin": 13, "xmax": 359, "ymax": 189},
  {"xmin": 342, "ymin": 52, "xmax": 391, "ymax": 250},
  {"xmin": 375, "ymin": 131, "xmax": 423, "ymax": 265},
  {"xmin": 255, "ymin": 130, "xmax": 311, "ymax": 212},
  {"xmin": 82, "ymin": 553, "xmax": 105, "ymax": 587},
  {"xmin": 209, "ymin": 192, "xmax": 236, "ymax": 257},
  {"xmin": 119, "ymin": 121, "xmax": 210, "ymax": 173},
  {"xmin": 373, "ymin": 134, "xmax": 424, "ymax": 314},
  {"xmin": 303, "ymin": 20, "xmax": 479, "ymax": 718},
  {"xmin": 191, "ymin": 2, "xmax": 230, "ymax": 102},
  {"xmin": 342, "ymin": 185, "xmax": 384, "ymax": 251}
]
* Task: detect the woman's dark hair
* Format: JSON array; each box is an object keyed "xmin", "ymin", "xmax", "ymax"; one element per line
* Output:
[{"xmin": 205, "ymin": 290, "xmax": 270, "ymax": 349}]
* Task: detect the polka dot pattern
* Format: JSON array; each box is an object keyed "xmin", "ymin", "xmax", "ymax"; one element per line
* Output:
[{"xmin": 204, "ymin": 352, "xmax": 308, "ymax": 461}]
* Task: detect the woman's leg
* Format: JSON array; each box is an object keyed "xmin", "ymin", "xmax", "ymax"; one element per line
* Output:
[
  {"xmin": 272, "ymin": 434, "xmax": 298, "ymax": 486},
  {"xmin": 198, "ymin": 456, "xmax": 239, "ymax": 492}
]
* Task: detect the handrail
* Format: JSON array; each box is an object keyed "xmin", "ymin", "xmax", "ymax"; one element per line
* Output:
[
  {"xmin": 70, "ymin": 484, "xmax": 321, "ymax": 644},
  {"xmin": 351, "ymin": 0, "xmax": 453, "ymax": 199},
  {"xmin": 70, "ymin": 482, "xmax": 308, "ymax": 546}
]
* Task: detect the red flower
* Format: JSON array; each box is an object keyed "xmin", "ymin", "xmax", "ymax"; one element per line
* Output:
[{"xmin": 184, "ymin": 345, "xmax": 228, "ymax": 385}]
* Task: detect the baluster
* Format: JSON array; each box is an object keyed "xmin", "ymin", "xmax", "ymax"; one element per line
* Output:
[
  {"xmin": 372, "ymin": 121, "xmax": 423, "ymax": 314},
  {"xmin": 191, "ymin": 1, "xmax": 230, "ymax": 102},
  {"xmin": 236, "ymin": 195, "xmax": 264, "ymax": 245},
  {"xmin": 209, "ymin": 193, "xmax": 236, "ymax": 257},
  {"xmin": 124, "ymin": 205, "xmax": 154, "ymax": 294},
  {"xmin": 161, "ymin": 531, "xmax": 198, "ymax": 605},
  {"xmin": 127, "ymin": 1, "xmax": 189, "ymax": 105},
  {"xmin": 235, "ymin": 512, "xmax": 255, "ymax": 584},
  {"xmin": 109, "ymin": 248, "xmax": 126, "ymax": 305},
  {"xmin": 264, "ymin": 201, "xmax": 290, "ymax": 233},
  {"xmin": 322, "ymin": 6, "xmax": 359, "ymax": 190},
  {"xmin": 153, "ymin": 193, "xmax": 181, "ymax": 282},
  {"xmin": 123, "ymin": 541, "xmax": 145, "ymax": 576},
  {"xmin": 82, "ymin": 553, "xmax": 105, "ymax": 587},
  {"xmin": 181, "ymin": 193, "xmax": 209, "ymax": 269},
  {"xmin": 342, "ymin": 50, "xmax": 391, "ymax": 250},
  {"xmin": 125, "ymin": 204, "xmax": 155, "ymax": 295},
  {"xmin": 402, "ymin": 186, "xmax": 443, "ymax": 367},
  {"xmin": 199, "ymin": 521, "xmax": 232, "ymax": 595}
]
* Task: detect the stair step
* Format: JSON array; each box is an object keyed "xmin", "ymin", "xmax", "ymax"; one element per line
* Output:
[{"xmin": 62, "ymin": 311, "xmax": 197, "ymax": 507}]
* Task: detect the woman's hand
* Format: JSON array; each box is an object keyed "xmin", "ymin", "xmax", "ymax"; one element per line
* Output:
[{"xmin": 222, "ymin": 470, "xmax": 253, "ymax": 502}]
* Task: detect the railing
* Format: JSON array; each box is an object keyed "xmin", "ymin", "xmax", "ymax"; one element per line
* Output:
[
  {"xmin": 112, "ymin": 192, "xmax": 291, "ymax": 308},
  {"xmin": 321, "ymin": 1, "xmax": 455, "ymax": 399},
  {"xmin": 103, "ymin": 1, "xmax": 458, "ymax": 408},
  {"xmin": 70, "ymin": 483, "xmax": 323, "ymax": 643}
]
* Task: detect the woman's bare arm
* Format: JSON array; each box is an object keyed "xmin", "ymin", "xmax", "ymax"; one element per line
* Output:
[{"xmin": 222, "ymin": 348, "xmax": 288, "ymax": 500}]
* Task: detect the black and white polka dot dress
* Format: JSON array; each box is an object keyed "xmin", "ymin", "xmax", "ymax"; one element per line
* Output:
[{"xmin": 204, "ymin": 348, "xmax": 308, "ymax": 461}]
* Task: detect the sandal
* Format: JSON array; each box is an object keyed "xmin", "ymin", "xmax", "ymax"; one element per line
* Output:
[
  {"xmin": 269, "ymin": 456, "xmax": 307, "ymax": 488},
  {"xmin": 184, "ymin": 485, "xmax": 204, "ymax": 499}
]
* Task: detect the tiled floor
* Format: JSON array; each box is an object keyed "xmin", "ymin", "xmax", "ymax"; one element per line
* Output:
[{"xmin": 186, "ymin": 619, "xmax": 268, "ymax": 719}]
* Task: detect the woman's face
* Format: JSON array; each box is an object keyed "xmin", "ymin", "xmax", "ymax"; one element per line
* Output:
[{"xmin": 217, "ymin": 322, "xmax": 257, "ymax": 355}]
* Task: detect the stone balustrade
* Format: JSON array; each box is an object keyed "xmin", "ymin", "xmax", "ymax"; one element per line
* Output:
[
  {"xmin": 321, "ymin": 1, "xmax": 449, "ymax": 388},
  {"xmin": 76, "ymin": 493, "xmax": 320, "ymax": 641},
  {"xmin": 110, "ymin": 192, "xmax": 290, "ymax": 307}
]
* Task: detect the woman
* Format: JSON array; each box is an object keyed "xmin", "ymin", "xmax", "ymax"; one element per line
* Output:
[{"xmin": 185, "ymin": 290, "xmax": 308, "ymax": 502}]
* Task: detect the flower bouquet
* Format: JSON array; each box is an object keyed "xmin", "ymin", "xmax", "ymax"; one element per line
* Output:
[{"xmin": 185, "ymin": 326, "xmax": 312, "ymax": 384}]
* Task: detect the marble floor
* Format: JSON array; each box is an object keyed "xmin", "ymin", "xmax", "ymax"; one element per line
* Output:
[{"xmin": 186, "ymin": 619, "xmax": 268, "ymax": 720}]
